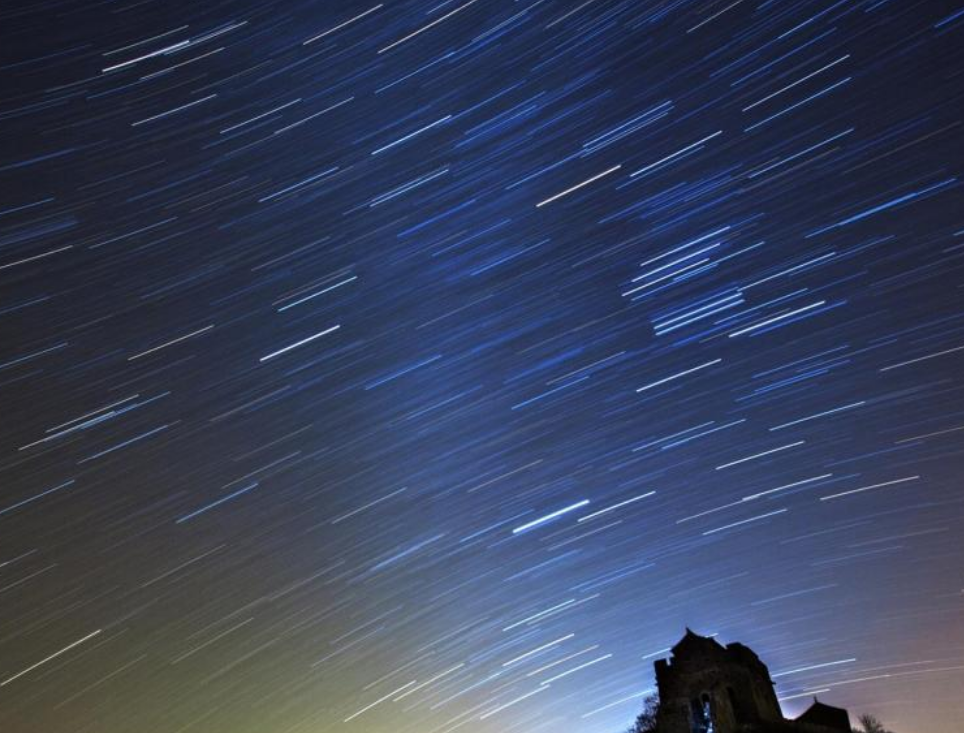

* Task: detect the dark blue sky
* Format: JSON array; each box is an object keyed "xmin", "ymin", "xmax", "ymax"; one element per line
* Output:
[{"xmin": 1, "ymin": 1, "xmax": 963, "ymax": 732}]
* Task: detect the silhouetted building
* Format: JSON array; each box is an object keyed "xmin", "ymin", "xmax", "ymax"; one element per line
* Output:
[
  {"xmin": 794, "ymin": 700, "xmax": 851, "ymax": 731},
  {"xmin": 653, "ymin": 630, "xmax": 851, "ymax": 733}
]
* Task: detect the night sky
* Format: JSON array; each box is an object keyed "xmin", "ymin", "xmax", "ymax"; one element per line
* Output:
[{"xmin": 2, "ymin": 1, "xmax": 963, "ymax": 732}]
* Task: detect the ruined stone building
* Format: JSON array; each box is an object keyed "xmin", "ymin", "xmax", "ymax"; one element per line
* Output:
[{"xmin": 653, "ymin": 630, "xmax": 851, "ymax": 733}]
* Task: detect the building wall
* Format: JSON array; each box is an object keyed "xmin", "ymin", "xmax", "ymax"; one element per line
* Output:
[{"xmin": 654, "ymin": 645, "xmax": 782, "ymax": 733}]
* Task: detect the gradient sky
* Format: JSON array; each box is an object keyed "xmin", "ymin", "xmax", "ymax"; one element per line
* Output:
[{"xmin": 1, "ymin": 1, "xmax": 963, "ymax": 733}]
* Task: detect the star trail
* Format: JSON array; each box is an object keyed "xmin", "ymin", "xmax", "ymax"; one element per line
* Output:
[{"xmin": 1, "ymin": 1, "xmax": 963, "ymax": 733}]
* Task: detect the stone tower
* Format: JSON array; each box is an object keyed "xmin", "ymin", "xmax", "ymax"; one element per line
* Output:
[{"xmin": 654, "ymin": 629, "xmax": 784, "ymax": 733}]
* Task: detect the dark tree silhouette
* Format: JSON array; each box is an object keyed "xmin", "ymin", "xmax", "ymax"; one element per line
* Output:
[
  {"xmin": 853, "ymin": 713, "xmax": 896, "ymax": 733},
  {"xmin": 626, "ymin": 693, "xmax": 660, "ymax": 733}
]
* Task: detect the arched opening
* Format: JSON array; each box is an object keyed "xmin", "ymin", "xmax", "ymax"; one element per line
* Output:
[{"xmin": 689, "ymin": 693, "xmax": 715, "ymax": 733}]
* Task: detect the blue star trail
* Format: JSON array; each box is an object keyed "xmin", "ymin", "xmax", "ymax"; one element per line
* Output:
[{"xmin": 1, "ymin": 2, "xmax": 963, "ymax": 733}]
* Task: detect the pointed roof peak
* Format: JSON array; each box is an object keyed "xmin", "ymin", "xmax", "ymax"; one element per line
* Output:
[{"xmin": 672, "ymin": 628, "xmax": 721, "ymax": 654}]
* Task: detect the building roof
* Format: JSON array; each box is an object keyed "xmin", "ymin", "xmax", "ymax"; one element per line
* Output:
[
  {"xmin": 670, "ymin": 628, "xmax": 723, "ymax": 656},
  {"xmin": 796, "ymin": 697, "xmax": 852, "ymax": 732}
]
